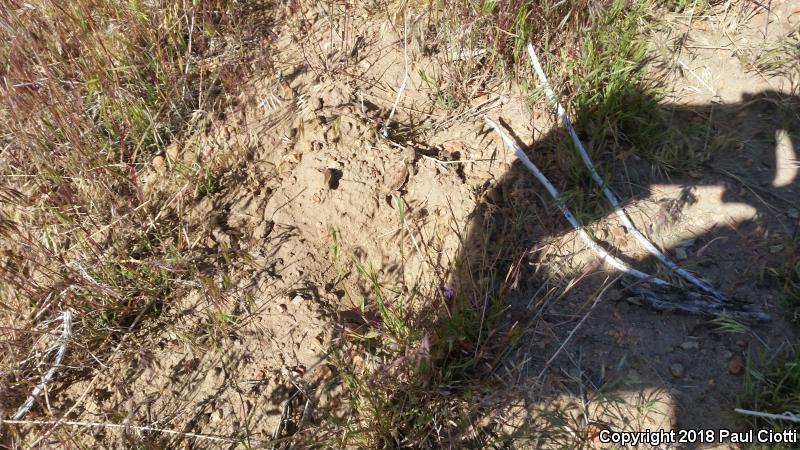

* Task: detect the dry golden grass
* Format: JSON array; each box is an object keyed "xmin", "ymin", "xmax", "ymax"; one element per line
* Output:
[{"xmin": 0, "ymin": 0, "xmax": 273, "ymax": 423}]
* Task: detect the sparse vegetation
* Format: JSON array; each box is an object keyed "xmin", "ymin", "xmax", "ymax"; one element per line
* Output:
[
  {"xmin": 743, "ymin": 34, "xmax": 800, "ymax": 90},
  {"xmin": 1, "ymin": 0, "xmax": 798, "ymax": 447},
  {"xmin": 769, "ymin": 238, "xmax": 800, "ymax": 320},
  {"xmin": 740, "ymin": 347, "xmax": 800, "ymax": 450},
  {"xmin": 0, "ymin": 0, "xmax": 271, "ymax": 436}
]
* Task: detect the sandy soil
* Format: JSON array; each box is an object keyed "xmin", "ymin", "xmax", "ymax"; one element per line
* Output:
[{"xmin": 47, "ymin": 1, "xmax": 799, "ymax": 448}]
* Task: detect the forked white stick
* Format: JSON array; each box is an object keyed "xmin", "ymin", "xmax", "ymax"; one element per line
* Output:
[
  {"xmin": 1, "ymin": 418, "xmax": 238, "ymax": 443},
  {"xmin": 12, "ymin": 310, "xmax": 72, "ymax": 420},
  {"xmin": 526, "ymin": 42, "xmax": 723, "ymax": 300},
  {"xmin": 484, "ymin": 116, "xmax": 670, "ymax": 287},
  {"xmin": 734, "ymin": 408, "xmax": 800, "ymax": 423}
]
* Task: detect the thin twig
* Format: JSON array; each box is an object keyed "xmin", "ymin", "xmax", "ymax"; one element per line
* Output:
[
  {"xmin": 26, "ymin": 301, "xmax": 155, "ymax": 447},
  {"xmin": 12, "ymin": 310, "xmax": 72, "ymax": 420},
  {"xmin": 526, "ymin": 42, "xmax": 725, "ymax": 301},
  {"xmin": 734, "ymin": 408, "xmax": 800, "ymax": 423},
  {"xmin": 380, "ymin": 14, "xmax": 409, "ymax": 138},
  {"xmin": 537, "ymin": 277, "xmax": 619, "ymax": 381},
  {"xmin": 421, "ymin": 155, "xmax": 495, "ymax": 165},
  {"xmin": 1, "ymin": 418, "xmax": 240, "ymax": 443},
  {"xmin": 483, "ymin": 116, "xmax": 670, "ymax": 286}
]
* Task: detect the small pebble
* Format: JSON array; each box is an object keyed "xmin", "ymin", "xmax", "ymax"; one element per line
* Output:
[
  {"xmin": 680, "ymin": 340, "xmax": 699, "ymax": 351},
  {"xmin": 670, "ymin": 363, "xmax": 685, "ymax": 378},
  {"xmin": 152, "ymin": 155, "xmax": 166, "ymax": 173},
  {"xmin": 165, "ymin": 142, "xmax": 179, "ymax": 161},
  {"xmin": 729, "ymin": 354, "xmax": 744, "ymax": 375},
  {"xmin": 675, "ymin": 247, "xmax": 688, "ymax": 261}
]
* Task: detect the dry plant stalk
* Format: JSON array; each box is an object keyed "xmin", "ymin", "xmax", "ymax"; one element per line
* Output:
[
  {"xmin": 0, "ymin": 418, "xmax": 239, "ymax": 444},
  {"xmin": 526, "ymin": 42, "xmax": 725, "ymax": 301},
  {"xmin": 12, "ymin": 310, "xmax": 72, "ymax": 420},
  {"xmin": 734, "ymin": 408, "xmax": 800, "ymax": 423},
  {"xmin": 483, "ymin": 116, "xmax": 671, "ymax": 286},
  {"xmin": 485, "ymin": 115, "xmax": 770, "ymax": 321},
  {"xmin": 381, "ymin": 13, "xmax": 409, "ymax": 138}
]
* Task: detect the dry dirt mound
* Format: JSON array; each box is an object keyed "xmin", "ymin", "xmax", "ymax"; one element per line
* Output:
[{"xmin": 55, "ymin": 11, "xmax": 514, "ymax": 445}]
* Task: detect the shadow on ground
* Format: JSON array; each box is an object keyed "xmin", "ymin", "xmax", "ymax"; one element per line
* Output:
[{"xmin": 445, "ymin": 89, "xmax": 800, "ymax": 447}]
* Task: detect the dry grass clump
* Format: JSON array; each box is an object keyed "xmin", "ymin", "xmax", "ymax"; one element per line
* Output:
[
  {"xmin": 423, "ymin": 0, "xmax": 706, "ymax": 178},
  {"xmin": 739, "ymin": 346, "xmax": 800, "ymax": 450},
  {"xmin": 0, "ymin": 0, "xmax": 272, "ymax": 421}
]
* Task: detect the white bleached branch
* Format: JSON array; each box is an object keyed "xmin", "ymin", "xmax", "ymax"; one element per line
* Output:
[
  {"xmin": 525, "ymin": 42, "xmax": 724, "ymax": 301},
  {"xmin": 1, "ymin": 418, "xmax": 239, "ymax": 443},
  {"xmin": 734, "ymin": 408, "xmax": 800, "ymax": 423},
  {"xmin": 483, "ymin": 116, "xmax": 670, "ymax": 287},
  {"xmin": 12, "ymin": 310, "xmax": 72, "ymax": 420}
]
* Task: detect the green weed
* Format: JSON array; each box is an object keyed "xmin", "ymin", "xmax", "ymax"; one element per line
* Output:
[
  {"xmin": 767, "ymin": 239, "xmax": 800, "ymax": 320},
  {"xmin": 739, "ymin": 347, "xmax": 800, "ymax": 449}
]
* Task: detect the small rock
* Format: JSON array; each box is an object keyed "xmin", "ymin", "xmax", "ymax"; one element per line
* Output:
[
  {"xmin": 680, "ymin": 340, "xmax": 699, "ymax": 351},
  {"xmin": 788, "ymin": 207, "xmax": 799, "ymax": 220},
  {"xmin": 401, "ymin": 145, "xmax": 416, "ymax": 163},
  {"xmin": 211, "ymin": 227, "xmax": 230, "ymax": 246},
  {"xmin": 670, "ymin": 363, "xmax": 685, "ymax": 378},
  {"xmin": 291, "ymin": 295, "xmax": 304, "ymax": 305},
  {"xmin": 152, "ymin": 155, "xmax": 166, "ymax": 173},
  {"xmin": 728, "ymin": 354, "xmax": 744, "ymax": 375},
  {"xmin": 165, "ymin": 142, "xmax": 179, "ymax": 161},
  {"xmin": 675, "ymin": 247, "xmax": 688, "ymax": 261}
]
